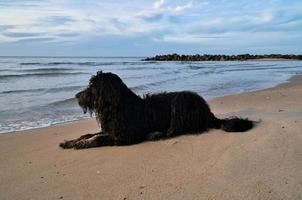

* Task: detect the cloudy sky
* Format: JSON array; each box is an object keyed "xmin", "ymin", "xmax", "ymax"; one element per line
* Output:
[{"xmin": 0, "ymin": 0, "xmax": 301, "ymax": 56}]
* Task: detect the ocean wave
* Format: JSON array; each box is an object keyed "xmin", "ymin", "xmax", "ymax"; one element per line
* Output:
[
  {"xmin": 119, "ymin": 66, "xmax": 167, "ymax": 71},
  {"xmin": 0, "ymin": 85, "xmax": 85, "ymax": 95},
  {"xmin": 20, "ymin": 62, "xmax": 113, "ymax": 66},
  {"xmin": 218, "ymin": 66, "xmax": 299, "ymax": 73},
  {"xmin": 130, "ymin": 85, "xmax": 149, "ymax": 92},
  {"xmin": 0, "ymin": 72, "xmax": 88, "ymax": 79},
  {"xmin": 19, "ymin": 61, "xmax": 157, "ymax": 66},
  {"xmin": 129, "ymin": 61, "xmax": 158, "ymax": 65},
  {"xmin": 20, "ymin": 62, "xmax": 42, "ymax": 65},
  {"xmin": 132, "ymin": 75, "xmax": 188, "ymax": 89},
  {"xmin": 186, "ymin": 65, "xmax": 214, "ymax": 70},
  {"xmin": 20, "ymin": 62, "xmax": 76, "ymax": 65},
  {"xmin": 0, "ymin": 67, "xmax": 75, "ymax": 73},
  {"xmin": 78, "ymin": 62, "xmax": 113, "ymax": 66},
  {"xmin": 15, "ymin": 97, "xmax": 79, "ymax": 113},
  {"xmin": 125, "ymin": 70, "xmax": 180, "ymax": 80},
  {"xmin": 48, "ymin": 97, "xmax": 78, "ymax": 107},
  {"xmin": 0, "ymin": 114, "xmax": 89, "ymax": 134},
  {"xmin": 21, "ymin": 67, "xmax": 75, "ymax": 72},
  {"xmin": 136, "ymin": 70, "xmax": 218, "ymax": 89},
  {"xmin": 224, "ymin": 63, "xmax": 266, "ymax": 67}
]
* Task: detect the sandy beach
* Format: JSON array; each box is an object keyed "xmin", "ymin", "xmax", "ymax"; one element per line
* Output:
[{"xmin": 1, "ymin": 76, "xmax": 302, "ymax": 200}]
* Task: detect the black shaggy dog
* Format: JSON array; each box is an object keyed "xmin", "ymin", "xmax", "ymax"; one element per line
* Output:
[{"xmin": 60, "ymin": 71, "xmax": 253, "ymax": 149}]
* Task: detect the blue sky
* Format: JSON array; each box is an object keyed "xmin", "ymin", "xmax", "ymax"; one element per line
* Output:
[{"xmin": 0, "ymin": 0, "xmax": 301, "ymax": 56}]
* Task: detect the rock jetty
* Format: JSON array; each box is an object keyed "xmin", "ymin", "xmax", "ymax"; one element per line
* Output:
[{"xmin": 144, "ymin": 54, "xmax": 302, "ymax": 61}]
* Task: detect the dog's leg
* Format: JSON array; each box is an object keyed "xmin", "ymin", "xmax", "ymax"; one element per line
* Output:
[
  {"xmin": 74, "ymin": 134, "xmax": 115, "ymax": 149},
  {"xmin": 59, "ymin": 133, "xmax": 101, "ymax": 149},
  {"xmin": 146, "ymin": 131, "xmax": 166, "ymax": 141}
]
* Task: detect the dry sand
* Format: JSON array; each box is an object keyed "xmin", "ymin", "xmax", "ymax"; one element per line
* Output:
[{"xmin": 1, "ymin": 76, "xmax": 302, "ymax": 200}]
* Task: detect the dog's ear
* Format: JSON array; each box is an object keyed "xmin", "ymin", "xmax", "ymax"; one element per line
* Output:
[{"xmin": 88, "ymin": 71, "xmax": 105, "ymax": 89}]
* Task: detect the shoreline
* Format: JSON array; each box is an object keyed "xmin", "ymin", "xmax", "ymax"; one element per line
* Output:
[
  {"xmin": 3, "ymin": 73, "xmax": 300, "ymax": 135},
  {"xmin": 1, "ymin": 74, "xmax": 302, "ymax": 199}
]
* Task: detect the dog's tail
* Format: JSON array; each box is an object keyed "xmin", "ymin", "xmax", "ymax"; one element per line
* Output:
[{"xmin": 209, "ymin": 113, "xmax": 254, "ymax": 132}]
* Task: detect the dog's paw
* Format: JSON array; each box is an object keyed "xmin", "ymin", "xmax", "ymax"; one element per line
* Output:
[
  {"xmin": 59, "ymin": 140, "xmax": 75, "ymax": 149},
  {"xmin": 74, "ymin": 141, "xmax": 86, "ymax": 149},
  {"xmin": 74, "ymin": 140, "xmax": 94, "ymax": 149}
]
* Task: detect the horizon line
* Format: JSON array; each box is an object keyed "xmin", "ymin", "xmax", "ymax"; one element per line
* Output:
[{"xmin": 1, "ymin": 53, "xmax": 302, "ymax": 58}]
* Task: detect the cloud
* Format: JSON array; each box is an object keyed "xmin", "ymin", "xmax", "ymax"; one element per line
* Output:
[
  {"xmin": 0, "ymin": 0, "xmax": 47, "ymax": 7},
  {"xmin": 154, "ymin": 0, "xmax": 165, "ymax": 9},
  {"xmin": 55, "ymin": 33, "xmax": 79, "ymax": 37},
  {"xmin": 3, "ymin": 32, "xmax": 41, "ymax": 38},
  {"xmin": 0, "ymin": 0, "xmax": 217, "ymax": 43},
  {"xmin": 43, "ymin": 16, "xmax": 76, "ymax": 25},
  {"xmin": 14, "ymin": 37, "xmax": 56, "ymax": 43},
  {"xmin": 173, "ymin": 1, "xmax": 193, "ymax": 13},
  {"xmin": 160, "ymin": 34, "xmax": 227, "ymax": 44},
  {"xmin": 0, "ymin": 25, "xmax": 15, "ymax": 31},
  {"xmin": 0, "ymin": 0, "xmax": 301, "ymax": 55},
  {"xmin": 139, "ymin": 13, "xmax": 164, "ymax": 22}
]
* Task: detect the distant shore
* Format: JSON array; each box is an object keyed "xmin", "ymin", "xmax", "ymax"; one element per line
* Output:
[{"xmin": 144, "ymin": 54, "xmax": 302, "ymax": 61}]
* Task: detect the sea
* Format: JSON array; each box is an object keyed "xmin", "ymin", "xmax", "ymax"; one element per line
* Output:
[{"xmin": 0, "ymin": 56, "xmax": 301, "ymax": 134}]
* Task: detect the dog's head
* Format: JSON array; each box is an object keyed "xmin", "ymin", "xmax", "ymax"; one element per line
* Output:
[{"xmin": 75, "ymin": 71, "xmax": 138, "ymax": 116}]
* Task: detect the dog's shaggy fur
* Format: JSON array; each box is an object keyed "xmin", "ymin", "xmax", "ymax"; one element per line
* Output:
[{"xmin": 60, "ymin": 71, "xmax": 253, "ymax": 149}]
